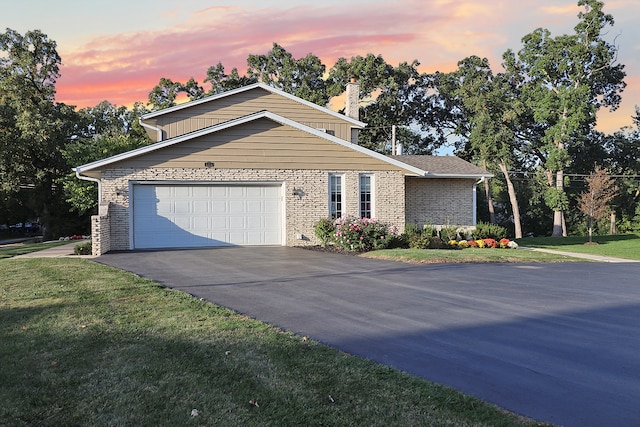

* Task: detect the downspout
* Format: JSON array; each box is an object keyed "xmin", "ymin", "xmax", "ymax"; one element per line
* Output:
[
  {"xmin": 139, "ymin": 118, "xmax": 163, "ymax": 141},
  {"xmin": 75, "ymin": 169, "xmax": 102, "ymax": 207},
  {"xmin": 473, "ymin": 177, "xmax": 485, "ymax": 226}
]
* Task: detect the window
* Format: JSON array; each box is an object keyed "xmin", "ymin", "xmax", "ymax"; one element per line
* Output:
[
  {"xmin": 329, "ymin": 174, "xmax": 343, "ymax": 219},
  {"xmin": 359, "ymin": 174, "xmax": 373, "ymax": 218}
]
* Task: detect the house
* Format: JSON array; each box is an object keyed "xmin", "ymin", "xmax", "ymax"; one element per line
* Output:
[{"xmin": 75, "ymin": 82, "xmax": 491, "ymax": 256}]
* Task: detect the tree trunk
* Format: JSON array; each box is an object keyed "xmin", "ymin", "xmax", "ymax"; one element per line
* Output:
[
  {"xmin": 482, "ymin": 159, "xmax": 496, "ymax": 224},
  {"xmin": 551, "ymin": 169, "xmax": 565, "ymax": 237},
  {"xmin": 610, "ymin": 212, "xmax": 616, "ymax": 235},
  {"xmin": 498, "ymin": 162, "xmax": 522, "ymax": 238}
]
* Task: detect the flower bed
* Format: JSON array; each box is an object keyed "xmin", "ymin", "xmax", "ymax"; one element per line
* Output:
[{"xmin": 450, "ymin": 238, "xmax": 518, "ymax": 250}]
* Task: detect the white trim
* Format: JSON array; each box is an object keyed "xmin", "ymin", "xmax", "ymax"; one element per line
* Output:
[
  {"xmin": 359, "ymin": 173, "xmax": 374, "ymax": 218},
  {"xmin": 425, "ymin": 172, "xmax": 494, "ymax": 179},
  {"xmin": 328, "ymin": 173, "xmax": 344, "ymax": 218},
  {"xmin": 140, "ymin": 82, "xmax": 367, "ymax": 128},
  {"xmin": 74, "ymin": 169, "xmax": 102, "ymax": 206},
  {"xmin": 75, "ymin": 111, "xmax": 430, "ymax": 177},
  {"xmin": 139, "ymin": 119, "xmax": 163, "ymax": 141}
]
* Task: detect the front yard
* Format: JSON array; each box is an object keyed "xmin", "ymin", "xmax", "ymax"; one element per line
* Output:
[{"xmin": 0, "ymin": 258, "xmax": 550, "ymax": 426}]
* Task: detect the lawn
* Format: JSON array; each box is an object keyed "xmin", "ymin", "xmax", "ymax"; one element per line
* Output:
[
  {"xmin": 362, "ymin": 247, "xmax": 584, "ymax": 264},
  {"xmin": 0, "ymin": 240, "xmax": 72, "ymax": 259},
  {"xmin": 0, "ymin": 258, "xmax": 551, "ymax": 426},
  {"xmin": 515, "ymin": 233, "xmax": 640, "ymax": 261}
]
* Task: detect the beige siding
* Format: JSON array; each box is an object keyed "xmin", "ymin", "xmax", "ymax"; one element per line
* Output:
[
  {"xmin": 144, "ymin": 88, "xmax": 356, "ymax": 142},
  {"xmin": 110, "ymin": 119, "xmax": 404, "ymax": 172},
  {"xmin": 405, "ymin": 177, "xmax": 475, "ymax": 227}
]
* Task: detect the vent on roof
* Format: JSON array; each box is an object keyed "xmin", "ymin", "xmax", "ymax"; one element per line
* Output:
[{"xmin": 317, "ymin": 128, "xmax": 335, "ymax": 136}]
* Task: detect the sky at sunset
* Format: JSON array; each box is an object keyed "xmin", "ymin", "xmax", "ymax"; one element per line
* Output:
[{"xmin": 4, "ymin": 0, "xmax": 640, "ymax": 134}]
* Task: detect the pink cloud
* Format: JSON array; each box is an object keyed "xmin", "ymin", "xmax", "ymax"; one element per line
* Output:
[
  {"xmin": 56, "ymin": 3, "xmax": 443, "ymax": 107},
  {"xmin": 52, "ymin": 0, "xmax": 638, "ymax": 135}
]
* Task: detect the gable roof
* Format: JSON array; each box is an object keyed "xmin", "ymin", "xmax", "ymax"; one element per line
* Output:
[
  {"xmin": 140, "ymin": 82, "xmax": 367, "ymax": 128},
  {"xmin": 389, "ymin": 155, "xmax": 493, "ymax": 178},
  {"xmin": 76, "ymin": 111, "xmax": 425, "ymax": 176}
]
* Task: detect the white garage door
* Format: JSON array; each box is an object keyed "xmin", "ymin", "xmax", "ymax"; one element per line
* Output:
[{"xmin": 132, "ymin": 184, "xmax": 282, "ymax": 249}]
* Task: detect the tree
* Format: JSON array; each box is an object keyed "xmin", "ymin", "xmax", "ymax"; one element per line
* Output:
[
  {"xmin": 247, "ymin": 43, "xmax": 328, "ymax": 105},
  {"xmin": 204, "ymin": 62, "xmax": 257, "ymax": 95},
  {"xmin": 422, "ymin": 56, "xmax": 526, "ymax": 236},
  {"xmin": 578, "ymin": 166, "xmax": 618, "ymax": 242},
  {"xmin": 0, "ymin": 28, "xmax": 74, "ymax": 238},
  {"xmin": 61, "ymin": 101, "xmax": 151, "ymax": 214},
  {"xmin": 327, "ymin": 54, "xmax": 437, "ymax": 154},
  {"xmin": 503, "ymin": 0, "xmax": 626, "ymax": 236}
]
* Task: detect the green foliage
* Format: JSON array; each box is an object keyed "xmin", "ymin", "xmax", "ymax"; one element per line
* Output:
[
  {"xmin": 247, "ymin": 43, "xmax": 329, "ymax": 106},
  {"xmin": 0, "ymin": 28, "xmax": 74, "ymax": 238},
  {"xmin": 60, "ymin": 101, "xmax": 151, "ymax": 214},
  {"xmin": 313, "ymin": 217, "xmax": 335, "ymax": 248},
  {"xmin": 473, "ymin": 222, "xmax": 508, "ymax": 240},
  {"xmin": 331, "ymin": 216, "xmax": 396, "ymax": 252},
  {"xmin": 501, "ymin": 0, "xmax": 626, "ymax": 235},
  {"xmin": 543, "ymin": 188, "xmax": 570, "ymax": 211},
  {"xmin": 439, "ymin": 225, "xmax": 459, "ymax": 242},
  {"xmin": 204, "ymin": 62, "xmax": 257, "ymax": 95},
  {"xmin": 409, "ymin": 234, "xmax": 451, "ymax": 250},
  {"xmin": 421, "ymin": 223, "xmax": 438, "ymax": 238},
  {"xmin": 328, "ymin": 54, "xmax": 436, "ymax": 154},
  {"xmin": 73, "ymin": 241, "xmax": 92, "ymax": 255}
]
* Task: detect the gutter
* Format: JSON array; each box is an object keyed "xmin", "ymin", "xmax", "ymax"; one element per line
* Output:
[
  {"xmin": 74, "ymin": 168, "xmax": 102, "ymax": 206},
  {"xmin": 139, "ymin": 118, "xmax": 163, "ymax": 141}
]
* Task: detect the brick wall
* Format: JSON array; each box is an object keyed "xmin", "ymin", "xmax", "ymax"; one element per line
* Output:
[
  {"xmin": 98, "ymin": 167, "xmax": 406, "ymax": 252},
  {"xmin": 91, "ymin": 203, "xmax": 111, "ymax": 256},
  {"xmin": 405, "ymin": 177, "xmax": 475, "ymax": 227}
]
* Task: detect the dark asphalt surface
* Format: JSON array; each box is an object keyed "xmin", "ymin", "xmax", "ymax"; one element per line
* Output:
[{"xmin": 96, "ymin": 246, "xmax": 640, "ymax": 427}]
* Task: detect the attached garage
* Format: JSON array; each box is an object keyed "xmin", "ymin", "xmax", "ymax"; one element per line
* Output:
[{"xmin": 131, "ymin": 183, "xmax": 283, "ymax": 249}]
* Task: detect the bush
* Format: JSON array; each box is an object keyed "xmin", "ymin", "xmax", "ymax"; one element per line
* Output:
[
  {"xmin": 313, "ymin": 217, "xmax": 336, "ymax": 247},
  {"xmin": 409, "ymin": 234, "xmax": 452, "ymax": 249},
  {"xmin": 422, "ymin": 223, "xmax": 438, "ymax": 238},
  {"xmin": 332, "ymin": 216, "xmax": 397, "ymax": 252},
  {"xmin": 439, "ymin": 225, "xmax": 459, "ymax": 242},
  {"xmin": 473, "ymin": 222, "xmax": 508, "ymax": 240},
  {"xmin": 74, "ymin": 241, "xmax": 92, "ymax": 255}
]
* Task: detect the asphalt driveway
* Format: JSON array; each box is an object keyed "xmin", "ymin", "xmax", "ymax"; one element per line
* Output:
[{"xmin": 96, "ymin": 246, "xmax": 640, "ymax": 427}]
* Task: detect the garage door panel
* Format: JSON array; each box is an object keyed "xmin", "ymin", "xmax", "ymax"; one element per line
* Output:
[{"xmin": 133, "ymin": 184, "xmax": 281, "ymax": 249}]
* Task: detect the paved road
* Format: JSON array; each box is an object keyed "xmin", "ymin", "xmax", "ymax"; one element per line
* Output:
[{"xmin": 96, "ymin": 247, "xmax": 640, "ymax": 427}]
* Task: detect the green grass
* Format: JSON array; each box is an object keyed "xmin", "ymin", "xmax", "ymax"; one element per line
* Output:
[
  {"xmin": 0, "ymin": 258, "xmax": 551, "ymax": 426},
  {"xmin": 363, "ymin": 247, "xmax": 584, "ymax": 264},
  {"xmin": 0, "ymin": 240, "xmax": 73, "ymax": 259},
  {"xmin": 515, "ymin": 233, "xmax": 640, "ymax": 260}
]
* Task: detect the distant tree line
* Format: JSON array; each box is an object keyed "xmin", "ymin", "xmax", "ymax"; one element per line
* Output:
[{"xmin": 1, "ymin": 0, "xmax": 638, "ymax": 239}]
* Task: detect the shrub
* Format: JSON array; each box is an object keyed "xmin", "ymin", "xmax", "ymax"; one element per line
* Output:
[
  {"xmin": 422, "ymin": 223, "xmax": 438, "ymax": 238},
  {"xmin": 473, "ymin": 222, "xmax": 508, "ymax": 240},
  {"xmin": 332, "ymin": 216, "xmax": 396, "ymax": 252},
  {"xmin": 313, "ymin": 217, "xmax": 336, "ymax": 247},
  {"xmin": 74, "ymin": 241, "xmax": 92, "ymax": 255},
  {"xmin": 409, "ymin": 235, "xmax": 454, "ymax": 249},
  {"xmin": 439, "ymin": 225, "xmax": 459, "ymax": 242}
]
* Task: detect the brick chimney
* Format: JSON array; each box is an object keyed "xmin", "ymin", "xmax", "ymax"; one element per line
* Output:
[{"xmin": 345, "ymin": 77, "xmax": 359, "ymax": 121}]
